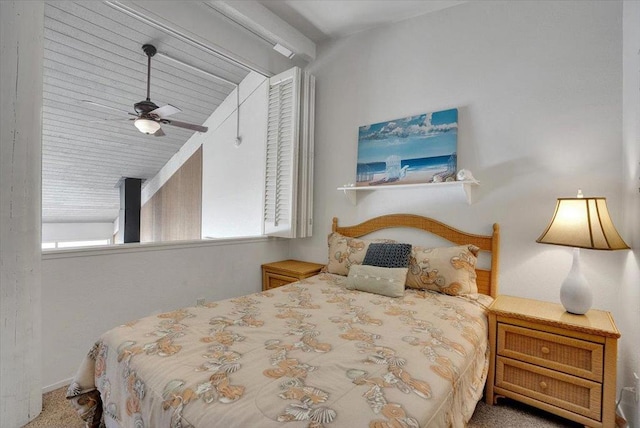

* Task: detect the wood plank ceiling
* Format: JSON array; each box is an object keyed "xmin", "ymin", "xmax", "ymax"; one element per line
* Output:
[{"xmin": 42, "ymin": 2, "xmax": 250, "ymax": 222}]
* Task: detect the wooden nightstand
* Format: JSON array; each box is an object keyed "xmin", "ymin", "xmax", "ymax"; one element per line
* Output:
[
  {"xmin": 486, "ymin": 295, "xmax": 620, "ymax": 428},
  {"xmin": 261, "ymin": 260, "xmax": 325, "ymax": 291}
]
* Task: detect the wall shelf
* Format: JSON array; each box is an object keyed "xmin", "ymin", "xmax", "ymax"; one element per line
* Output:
[{"xmin": 337, "ymin": 180, "xmax": 479, "ymax": 205}]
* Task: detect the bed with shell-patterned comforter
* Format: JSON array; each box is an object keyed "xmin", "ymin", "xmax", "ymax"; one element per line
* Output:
[{"xmin": 67, "ymin": 272, "xmax": 492, "ymax": 428}]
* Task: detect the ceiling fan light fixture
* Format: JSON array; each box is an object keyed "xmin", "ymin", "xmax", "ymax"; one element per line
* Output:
[{"xmin": 134, "ymin": 117, "xmax": 161, "ymax": 134}]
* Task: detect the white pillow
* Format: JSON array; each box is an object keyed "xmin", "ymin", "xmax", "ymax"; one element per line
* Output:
[{"xmin": 346, "ymin": 265, "xmax": 408, "ymax": 298}]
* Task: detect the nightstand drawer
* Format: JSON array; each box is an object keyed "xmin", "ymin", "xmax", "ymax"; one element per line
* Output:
[
  {"xmin": 497, "ymin": 323, "xmax": 603, "ymax": 382},
  {"xmin": 496, "ymin": 357, "xmax": 602, "ymax": 421},
  {"xmin": 264, "ymin": 272, "xmax": 296, "ymax": 290}
]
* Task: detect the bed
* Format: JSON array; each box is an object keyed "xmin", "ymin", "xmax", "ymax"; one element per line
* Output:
[{"xmin": 68, "ymin": 214, "xmax": 500, "ymax": 428}]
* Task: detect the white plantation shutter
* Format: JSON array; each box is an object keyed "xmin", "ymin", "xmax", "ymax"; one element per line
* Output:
[
  {"xmin": 264, "ymin": 67, "xmax": 301, "ymax": 237},
  {"xmin": 297, "ymin": 71, "xmax": 315, "ymax": 238}
]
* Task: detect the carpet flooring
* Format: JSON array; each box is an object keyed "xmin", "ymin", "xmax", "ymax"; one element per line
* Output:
[{"xmin": 23, "ymin": 386, "xmax": 582, "ymax": 428}]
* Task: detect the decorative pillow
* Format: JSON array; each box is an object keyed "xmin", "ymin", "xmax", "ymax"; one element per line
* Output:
[
  {"xmin": 346, "ymin": 265, "xmax": 408, "ymax": 298},
  {"xmin": 363, "ymin": 243, "xmax": 412, "ymax": 268},
  {"xmin": 326, "ymin": 232, "xmax": 395, "ymax": 276},
  {"xmin": 406, "ymin": 245, "xmax": 480, "ymax": 295}
]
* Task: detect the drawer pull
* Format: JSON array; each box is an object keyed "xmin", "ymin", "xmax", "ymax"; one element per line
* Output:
[
  {"xmin": 539, "ymin": 381, "xmax": 548, "ymax": 390},
  {"xmin": 541, "ymin": 346, "xmax": 550, "ymax": 355}
]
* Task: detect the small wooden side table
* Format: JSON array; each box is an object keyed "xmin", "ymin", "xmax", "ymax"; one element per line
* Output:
[
  {"xmin": 261, "ymin": 259, "xmax": 325, "ymax": 291},
  {"xmin": 486, "ymin": 295, "xmax": 620, "ymax": 428}
]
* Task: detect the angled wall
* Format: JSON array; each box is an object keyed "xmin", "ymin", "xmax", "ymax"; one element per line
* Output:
[
  {"xmin": 201, "ymin": 73, "xmax": 269, "ymax": 238},
  {"xmin": 141, "ymin": 147, "xmax": 202, "ymax": 242}
]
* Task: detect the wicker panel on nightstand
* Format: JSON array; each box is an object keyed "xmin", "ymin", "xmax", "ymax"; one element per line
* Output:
[
  {"xmin": 261, "ymin": 260, "xmax": 325, "ymax": 291},
  {"xmin": 497, "ymin": 324, "xmax": 604, "ymax": 381},
  {"xmin": 485, "ymin": 295, "xmax": 620, "ymax": 428}
]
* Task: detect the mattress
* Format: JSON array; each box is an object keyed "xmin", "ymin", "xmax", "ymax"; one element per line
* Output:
[{"xmin": 68, "ymin": 273, "xmax": 492, "ymax": 428}]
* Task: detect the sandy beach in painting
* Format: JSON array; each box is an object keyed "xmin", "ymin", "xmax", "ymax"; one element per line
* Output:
[{"xmin": 357, "ymin": 167, "xmax": 447, "ymax": 187}]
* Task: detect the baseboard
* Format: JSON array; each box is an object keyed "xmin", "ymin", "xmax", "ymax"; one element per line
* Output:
[{"xmin": 43, "ymin": 377, "xmax": 73, "ymax": 394}]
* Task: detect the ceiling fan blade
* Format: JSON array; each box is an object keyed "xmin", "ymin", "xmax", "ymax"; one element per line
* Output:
[
  {"xmin": 153, "ymin": 127, "xmax": 166, "ymax": 137},
  {"xmin": 164, "ymin": 119, "xmax": 208, "ymax": 133},
  {"xmin": 88, "ymin": 117, "xmax": 135, "ymax": 123},
  {"xmin": 150, "ymin": 104, "xmax": 181, "ymax": 118},
  {"xmin": 81, "ymin": 100, "xmax": 136, "ymax": 116}
]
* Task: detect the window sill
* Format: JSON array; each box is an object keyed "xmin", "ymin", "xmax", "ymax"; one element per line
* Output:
[{"xmin": 42, "ymin": 235, "xmax": 278, "ymax": 260}]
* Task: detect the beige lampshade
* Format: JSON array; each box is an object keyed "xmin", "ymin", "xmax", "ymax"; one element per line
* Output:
[{"xmin": 537, "ymin": 197, "xmax": 629, "ymax": 250}]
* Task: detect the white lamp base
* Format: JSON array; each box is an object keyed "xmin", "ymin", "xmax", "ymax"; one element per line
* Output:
[{"xmin": 560, "ymin": 248, "xmax": 592, "ymax": 315}]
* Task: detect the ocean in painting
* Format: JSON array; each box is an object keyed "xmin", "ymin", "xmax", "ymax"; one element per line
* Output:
[{"xmin": 356, "ymin": 108, "xmax": 458, "ymax": 186}]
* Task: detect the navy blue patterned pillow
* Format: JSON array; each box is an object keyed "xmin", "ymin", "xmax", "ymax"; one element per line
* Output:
[{"xmin": 362, "ymin": 243, "xmax": 412, "ymax": 268}]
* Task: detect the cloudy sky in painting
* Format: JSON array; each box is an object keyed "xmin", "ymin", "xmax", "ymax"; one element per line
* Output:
[{"xmin": 357, "ymin": 109, "xmax": 458, "ymax": 164}]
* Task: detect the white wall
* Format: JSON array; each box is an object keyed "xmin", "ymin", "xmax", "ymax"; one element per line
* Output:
[
  {"xmin": 292, "ymin": 0, "xmax": 637, "ymax": 420},
  {"xmin": 0, "ymin": 2, "xmax": 43, "ymax": 425},
  {"xmin": 41, "ymin": 238, "xmax": 288, "ymax": 390},
  {"xmin": 620, "ymin": 1, "xmax": 640, "ymax": 425},
  {"xmin": 42, "ymin": 222, "xmax": 114, "ymax": 243},
  {"xmin": 201, "ymin": 72, "xmax": 269, "ymax": 238}
]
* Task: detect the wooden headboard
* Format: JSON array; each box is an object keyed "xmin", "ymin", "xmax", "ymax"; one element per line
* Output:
[{"xmin": 332, "ymin": 214, "xmax": 500, "ymax": 298}]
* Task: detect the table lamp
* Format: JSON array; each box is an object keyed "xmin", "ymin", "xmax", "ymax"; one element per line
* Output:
[{"xmin": 536, "ymin": 190, "xmax": 629, "ymax": 314}]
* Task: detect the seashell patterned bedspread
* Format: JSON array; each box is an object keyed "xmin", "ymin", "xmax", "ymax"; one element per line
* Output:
[{"xmin": 67, "ymin": 273, "xmax": 493, "ymax": 428}]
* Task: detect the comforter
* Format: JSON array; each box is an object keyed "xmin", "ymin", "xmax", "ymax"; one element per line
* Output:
[{"xmin": 67, "ymin": 273, "xmax": 492, "ymax": 428}]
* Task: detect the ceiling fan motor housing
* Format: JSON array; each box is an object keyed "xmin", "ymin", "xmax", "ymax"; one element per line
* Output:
[
  {"xmin": 142, "ymin": 44, "xmax": 157, "ymax": 57},
  {"xmin": 134, "ymin": 100, "xmax": 160, "ymax": 115}
]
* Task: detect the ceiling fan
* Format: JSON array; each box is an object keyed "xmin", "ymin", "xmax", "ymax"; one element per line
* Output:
[{"xmin": 83, "ymin": 44, "xmax": 208, "ymax": 137}]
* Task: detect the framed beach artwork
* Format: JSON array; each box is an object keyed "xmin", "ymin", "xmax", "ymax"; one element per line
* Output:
[{"xmin": 356, "ymin": 108, "xmax": 458, "ymax": 186}]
